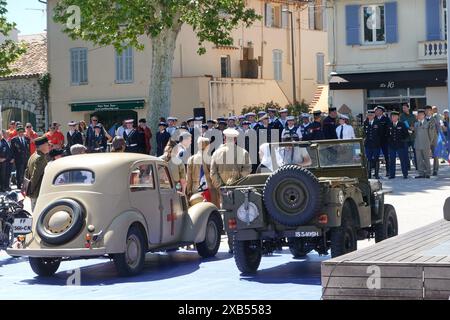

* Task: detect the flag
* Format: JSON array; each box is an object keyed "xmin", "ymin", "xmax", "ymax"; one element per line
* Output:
[{"xmin": 433, "ymin": 130, "xmax": 449, "ymax": 159}]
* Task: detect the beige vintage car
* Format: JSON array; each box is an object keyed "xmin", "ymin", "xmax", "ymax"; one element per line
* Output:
[{"xmin": 7, "ymin": 153, "xmax": 222, "ymax": 277}]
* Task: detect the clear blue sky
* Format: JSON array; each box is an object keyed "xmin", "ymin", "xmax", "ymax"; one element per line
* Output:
[{"xmin": 6, "ymin": 0, "xmax": 47, "ymax": 35}]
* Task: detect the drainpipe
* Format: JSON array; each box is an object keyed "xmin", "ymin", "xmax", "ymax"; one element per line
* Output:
[
  {"xmin": 208, "ymin": 79, "xmax": 214, "ymax": 119},
  {"xmin": 447, "ymin": 0, "xmax": 450, "ymax": 108}
]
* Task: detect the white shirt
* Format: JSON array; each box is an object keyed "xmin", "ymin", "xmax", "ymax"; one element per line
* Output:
[{"xmin": 336, "ymin": 124, "xmax": 356, "ymax": 140}]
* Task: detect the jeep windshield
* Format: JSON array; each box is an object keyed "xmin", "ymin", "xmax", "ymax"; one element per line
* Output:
[{"xmin": 259, "ymin": 140, "xmax": 363, "ymax": 172}]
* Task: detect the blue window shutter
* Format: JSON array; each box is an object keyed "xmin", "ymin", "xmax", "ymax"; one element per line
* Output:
[
  {"xmin": 346, "ymin": 5, "xmax": 360, "ymax": 45},
  {"xmin": 426, "ymin": 0, "xmax": 442, "ymax": 40},
  {"xmin": 386, "ymin": 2, "xmax": 398, "ymax": 43}
]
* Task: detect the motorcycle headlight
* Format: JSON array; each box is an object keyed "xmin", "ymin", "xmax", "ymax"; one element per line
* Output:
[{"xmin": 237, "ymin": 202, "xmax": 259, "ymax": 224}]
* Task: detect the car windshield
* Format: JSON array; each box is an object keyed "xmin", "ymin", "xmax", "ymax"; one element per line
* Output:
[{"xmin": 54, "ymin": 170, "xmax": 95, "ymax": 185}]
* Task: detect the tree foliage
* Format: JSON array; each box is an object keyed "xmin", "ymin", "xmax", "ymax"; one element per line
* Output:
[
  {"xmin": 241, "ymin": 100, "xmax": 311, "ymax": 118},
  {"xmin": 0, "ymin": 0, "xmax": 26, "ymax": 76},
  {"xmin": 53, "ymin": 0, "xmax": 260, "ymax": 54}
]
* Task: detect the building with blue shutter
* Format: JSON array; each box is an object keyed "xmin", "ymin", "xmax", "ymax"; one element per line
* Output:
[{"xmin": 327, "ymin": 0, "xmax": 448, "ymax": 114}]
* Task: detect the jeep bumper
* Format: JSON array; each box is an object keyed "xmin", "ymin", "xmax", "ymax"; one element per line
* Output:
[{"xmin": 7, "ymin": 247, "xmax": 107, "ymax": 258}]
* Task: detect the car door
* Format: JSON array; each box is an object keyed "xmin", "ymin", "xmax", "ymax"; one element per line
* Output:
[
  {"xmin": 156, "ymin": 164, "xmax": 184, "ymax": 244},
  {"xmin": 128, "ymin": 161, "xmax": 161, "ymax": 244}
]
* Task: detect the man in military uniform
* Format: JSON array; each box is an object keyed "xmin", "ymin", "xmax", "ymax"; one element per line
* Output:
[
  {"xmin": 267, "ymin": 108, "xmax": 278, "ymax": 125},
  {"xmin": 11, "ymin": 126, "xmax": 30, "ymax": 189},
  {"xmin": 322, "ymin": 107, "xmax": 338, "ymax": 140},
  {"xmin": 299, "ymin": 113, "xmax": 311, "ymax": 139},
  {"xmin": 281, "ymin": 116, "xmax": 303, "ymax": 140},
  {"xmin": 156, "ymin": 122, "xmax": 171, "ymax": 157},
  {"xmin": 210, "ymin": 128, "xmax": 252, "ymax": 253},
  {"xmin": 304, "ymin": 111, "xmax": 324, "ymax": 141},
  {"xmin": 400, "ymin": 103, "xmax": 417, "ymax": 170},
  {"xmin": 425, "ymin": 105, "xmax": 439, "ymax": 176},
  {"xmin": 375, "ymin": 106, "xmax": 391, "ymax": 176},
  {"xmin": 387, "ymin": 111, "xmax": 410, "ymax": 179},
  {"xmin": 257, "ymin": 114, "xmax": 275, "ymax": 145},
  {"xmin": 25, "ymin": 136, "xmax": 50, "ymax": 211},
  {"xmin": 167, "ymin": 117, "xmax": 178, "ymax": 136},
  {"xmin": 0, "ymin": 130, "xmax": 14, "ymax": 191},
  {"xmin": 66, "ymin": 121, "xmax": 83, "ymax": 155},
  {"xmin": 124, "ymin": 120, "xmax": 141, "ymax": 153},
  {"xmin": 363, "ymin": 110, "xmax": 381, "ymax": 179},
  {"xmin": 273, "ymin": 108, "xmax": 288, "ymax": 132}
]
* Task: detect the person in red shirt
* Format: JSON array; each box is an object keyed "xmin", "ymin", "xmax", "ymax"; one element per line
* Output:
[
  {"xmin": 138, "ymin": 118, "xmax": 152, "ymax": 154},
  {"xmin": 45, "ymin": 122, "xmax": 65, "ymax": 150},
  {"xmin": 25, "ymin": 123, "xmax": 39, "ymax": 154},
  {"xmin": 6, "ymin": 121, "xmax": 17, "ymax": 141}
]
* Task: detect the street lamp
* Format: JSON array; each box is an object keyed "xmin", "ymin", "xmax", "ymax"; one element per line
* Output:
[{"xmin": 282, "ymin": 8, "xmax": 297, "ymax": 105}]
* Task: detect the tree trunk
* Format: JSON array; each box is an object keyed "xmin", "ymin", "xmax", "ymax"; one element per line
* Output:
[{"xmin": 148, "ymin": 25, "xmax": 181, "ymax": 155}]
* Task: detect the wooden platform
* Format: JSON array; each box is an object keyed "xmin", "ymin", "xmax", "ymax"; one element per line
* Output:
[{"xmin": 322, "ymin": 220, "xmax": 450, "ymax": 300}]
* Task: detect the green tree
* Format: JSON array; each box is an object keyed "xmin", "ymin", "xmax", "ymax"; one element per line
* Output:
[
  {"xmin": 0, "ymin": 0, "xmax": 26, "ymax": 76},
  {"xmin": 53, "ymin": 0, "xmax": 260, "ymax": 141}
]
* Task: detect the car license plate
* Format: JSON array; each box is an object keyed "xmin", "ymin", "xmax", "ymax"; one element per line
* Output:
[
  {"xmin": 13, "ymin": 218, "xmax": 32, "ymax": 234},
  {"xmin": 295, "ymin": 231, "xmax": 320, "ymax": 238}
]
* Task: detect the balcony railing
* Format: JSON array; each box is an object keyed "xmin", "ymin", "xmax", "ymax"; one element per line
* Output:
[{"xmin": 418, "ymin": 40, "xmax": 448, "ymax": 64}]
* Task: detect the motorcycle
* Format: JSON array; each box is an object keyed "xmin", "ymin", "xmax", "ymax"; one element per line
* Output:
[{"xmin": 0, "ymin": 191, "xmax": 32, "ymax": 253}]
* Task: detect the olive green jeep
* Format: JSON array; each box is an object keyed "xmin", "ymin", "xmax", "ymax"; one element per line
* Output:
[{"xmin": 220, "ymin": 139, "xmax": 398, "ymax": 274}]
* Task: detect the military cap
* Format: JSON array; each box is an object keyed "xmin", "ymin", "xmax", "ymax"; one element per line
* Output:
[
  {"xmin": 217, "ymin": 117, "xmax": 226, "ymax": 122},
  {"xmin": 207, "ymin": 119, "xmax": 216, "ymax": 124},
  {"xmin": 375, "ymin": 106, "xmax": 386, "ymax": 112},
  {"xmin": 218, "ymin": 120, "xmax": 227, "ymax": 126},
  {"xmin": 223, "ymin": 128, "xmax": 240, "ymax": 138},
  {"xmin": 329, "ymin": 107, "xmax": 337, "ymax": 112},
  {"xmin": 34, "ymin": 136, "xmax": 48, "ymax": 147},
  {"xmin": 16, "ymin": 126, "xmax": 25, "ymax": 133},
  {"xmin": 201, "ymin": 124, "xmax": 209, "ymax": 129},
  {"xmin": 194, "ymin": 116, "xmax": 204, "ymax": 121},
  {"xmin": 390, "ymin": 111, "xmax": 400, "ymax": 116},
  {"xmin": 367, "ymin": 109, "xmax": 376, "ymax": 114},
  {"xmin": 159, "ymin": 122, "xmax": 168, "ymax": 127},
  {"xmin": 242, "ymin": 121, "xmax": 251, "ymax": 125}
]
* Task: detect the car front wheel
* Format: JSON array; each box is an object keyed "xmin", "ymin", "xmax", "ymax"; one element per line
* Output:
[
  {"xmin": 330, "ymin": 203, "xmax": 357, "ymax": 258},
  {"xmin": 233, "ymin": 239, "xmax": 262, "ymax": 274},
  {"xmin": 196, "ymin": 213, "xmax": 222, "ymax": 258},
  {"xmin": 374, "ymin": 204, "xmax": 399, "ymax": 243},
  {"xmin": 113, "ymin": 226, "xmax": 146, "ymax": 277},
  {"xmin": 29, "ymin": 257, "xmax": 61, "ymax": 277}
]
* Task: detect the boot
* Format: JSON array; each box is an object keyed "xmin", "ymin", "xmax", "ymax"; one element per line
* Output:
[{"xmin": 367, "ymin": 160, "xmax": 372, "ymax": 179}]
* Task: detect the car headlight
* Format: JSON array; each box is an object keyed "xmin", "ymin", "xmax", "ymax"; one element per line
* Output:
[
  {"xmin": 338, "ymin": 190, "xmax": 345, "ymax": 205},
  {"xmin": 237, "ymin": 202, "xmax": 259, "ymax": 224}
]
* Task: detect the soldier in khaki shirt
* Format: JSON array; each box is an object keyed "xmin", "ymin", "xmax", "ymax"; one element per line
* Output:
[
  {"xmin": 186, "ymin": 137, "xmax": 220, "ymax": 208},
  {"xmin": 210, "ymin": 128, "xmax": 252, "ymax": 253},
  {"xmin": 25, "ymin": 136, "xmax": 50, "ymax": 212}
]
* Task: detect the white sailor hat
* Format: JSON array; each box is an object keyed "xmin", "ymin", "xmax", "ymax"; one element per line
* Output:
[
  {"xmin": 339, "ymin": 114, "xmax": 350, "ymax": 120},
  {"xmin": 194, "ymin": 116, "xmax": 204, "ymax": 121},
  {"xmin": 301, "ymin": 113, "xmax": 310, "ymax": 118},
  {"xmin": 228, "ymin": 116, "xmax": 237, "ymax": 121},
  {"xmin": 246, "ymin": 112, "xmax": 257, "ymax": 117},
  {"xmin": 68, "ymin": 121, "xmax": 77, "ymax": 126},
  {"xmin": 223, "ymin": 128, "xmax": 240, "ymax": 138},
  {"xmin": 167, "ymin": 117, "xmax": 178, "ymax": 121},
  {"xmin": 279, "ymin": 108, "xmax": 289, "ymax": 113},
  {"xmin": 125, "ymin": 119, "xmax": 134, "ymax": 124},
  {"xmin": 286, "ymin": 116, "xmax": 295, "ymax": 121},
  {"xmin": 444, "ymin": 109, "xmax": 449, "ymax": 113}
]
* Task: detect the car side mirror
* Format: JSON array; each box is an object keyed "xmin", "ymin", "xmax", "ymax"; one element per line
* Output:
[{"xmin": 444, "ymin": 197, "xmax": 450, "ymax": 221}]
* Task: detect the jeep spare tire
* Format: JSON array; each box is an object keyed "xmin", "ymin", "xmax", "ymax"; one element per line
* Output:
[
  {"xmin": 36, "ymin": 199, "xmax": 85, "ymax": 246},
  {"xmin": 263, "ymin": 165, "xmax": 322, "ymax": 227}
]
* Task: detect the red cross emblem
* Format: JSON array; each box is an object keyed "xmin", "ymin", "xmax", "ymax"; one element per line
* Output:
[{"xmin": 166, "ymin": 199, "xmax": 177, "ymax": 236}]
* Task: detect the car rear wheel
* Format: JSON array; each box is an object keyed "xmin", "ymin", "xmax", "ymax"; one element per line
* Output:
[
  {"xmin": 196, "ymin": 212, "xmax": 222, "ymax": 258},
  {"xmin": 330, "ymin": 203, "xmax": 357, "ymax": 258},
  {"xmin": 29, "ymin": 257, "xmax": 61, "ymax": 277},
  {"xmin": 233, "ymin": 239, "xmax": 262, "ymax": 274},
  {"xmin": 374, "ymin": 204, "xmax": 398, "ymax": 243},
  {"xmin": 288, "ymin": 238, "xmax": 315, "ymax": 258},
  {"xmin": 113, "ymin": 226, "xmax": 146, "ymax": 277}
]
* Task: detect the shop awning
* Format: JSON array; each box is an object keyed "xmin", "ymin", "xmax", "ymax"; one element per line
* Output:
[
  {"xmin": 330, "ymin": 69, "xmax": 448, "ymax": 90},
  {"xmin": 71, "ymin": 99, "xmax": 145, "ymax": 112}
]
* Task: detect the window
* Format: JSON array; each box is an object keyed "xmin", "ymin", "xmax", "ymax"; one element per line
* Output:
[
  {"xmin": 70, "ymin": 48, "xmax": 88, "ymax": 85},
  {"xmin": 116, "ymin": 46, "xmax": 134, "ymax": 83},
  {"xmin": 362, "ymin": 5, "xmax": 385, "ymax": 44},
  {"xmin": 308, "ymin": 1, "xmax": 326, "ymax": 31},
  {"xmin": 265, "ymin": 2, "xmax": 287, "ymax": 28},
  {"xmin": 316, "ymin": 53, "xmax": 325, "ymax": 84},
  {"xmin": 220, "ymin": 55, "xmax": 231, "ymax": 78},
  {"xmin": 157, "ymin": 165, "xmax": 173, "ymax": 190},
  {"xmin": 273, "ymin": 50, "xmax": 283, "ymax": 81},
  {"xmin": 129, "ymin": 164, "xmax": 155, "ymax": 192},
  {"xmin": 54, "ymin": 170, "xmax": 95, "ymax": 185}
]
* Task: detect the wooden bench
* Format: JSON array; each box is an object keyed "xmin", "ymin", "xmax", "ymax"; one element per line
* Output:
[{"xmin": 322, "ymin": 220, "xmax": 450, "ymax": 300}]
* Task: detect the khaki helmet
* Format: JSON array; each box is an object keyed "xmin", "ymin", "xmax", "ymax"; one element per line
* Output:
[{"xmin": 189, "ymin": 193, "xmax": 204, "ymax": 206}]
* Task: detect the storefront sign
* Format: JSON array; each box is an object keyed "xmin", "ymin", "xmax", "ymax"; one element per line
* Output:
[
  {"xmin": 71, "ymin": 100, "xmax": 145, "ymax": 112},
  {"xmin": 379, "ymin": 81, "xmax": 395, "ymax": 89}
]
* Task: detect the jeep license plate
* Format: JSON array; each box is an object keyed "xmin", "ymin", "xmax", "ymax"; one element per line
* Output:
[
  {"xmin": 295, "ymin": 231, "xmax": 320, "ymax": 238},
  {"xmin": 13, "ymin": 218, "xmax": 32, "ymax": 234}
]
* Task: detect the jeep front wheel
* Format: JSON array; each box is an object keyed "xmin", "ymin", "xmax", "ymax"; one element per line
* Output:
[
  {"xmin": 196, "ymin": 212, "xmax": 222, "ymax": 258},
  {"xmin": 374, "ymin": 204, "xmax": 398, "ymax": 243},
  {"xmin": 113, "ymin": 226, "xmax": 146, "ymax": 277},
  {"xmin": 29, "ymin": 257, "xmax": 61, "ymax": 277},
  {"xmin": 233, "ymin": 239, "xmax": 262, "ymax": 274},
  {"xmin": 330, "ymin": 204, "xmax": 357, "ymax": 258}
]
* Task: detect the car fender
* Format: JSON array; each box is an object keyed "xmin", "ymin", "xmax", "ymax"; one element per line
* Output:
[
  {"xmin": 103, "ymin": 211, "xmax": 149, "ymax": 254},
  {"xmin": 181, "ymin": 202, "xmax": 220, "ymax": 243}
]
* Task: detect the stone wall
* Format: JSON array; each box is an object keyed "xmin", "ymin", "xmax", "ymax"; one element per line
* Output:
[{"xmin": 0, "ymin": 76, "xmax": 46, "ymax": 132}]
